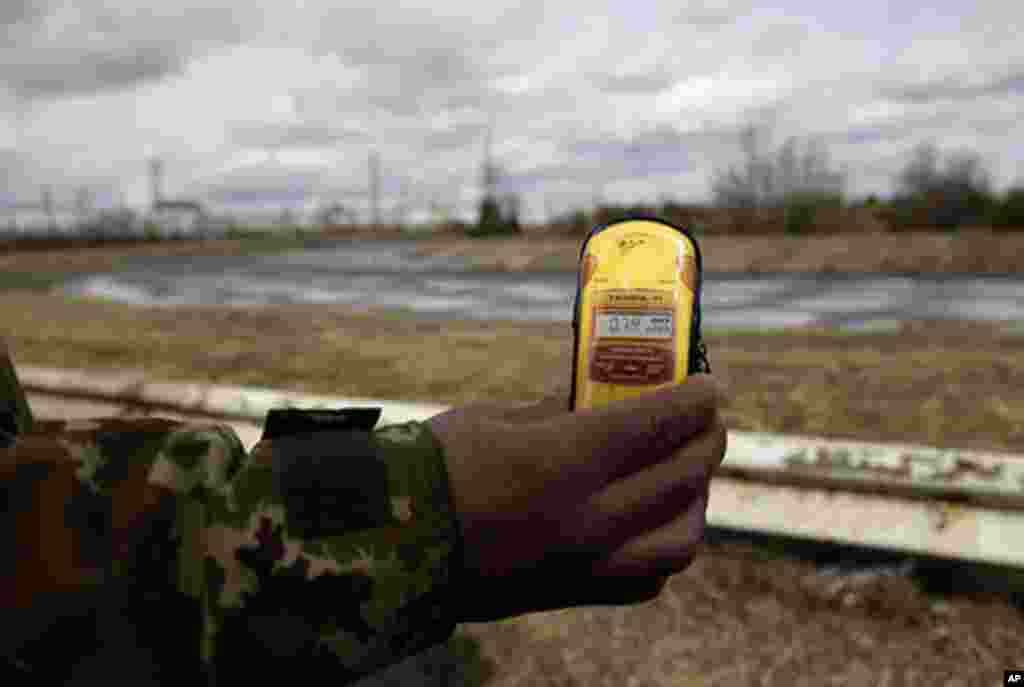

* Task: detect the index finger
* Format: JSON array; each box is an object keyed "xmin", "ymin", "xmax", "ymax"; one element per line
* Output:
[{"xmin": 548, "ymin": 374, "xmax": 721, "ymax": 492}]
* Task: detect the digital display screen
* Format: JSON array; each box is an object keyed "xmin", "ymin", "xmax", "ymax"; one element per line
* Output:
[{"xmin": 596, "ymin": 311, "xmax": 673, "ymax": 339}]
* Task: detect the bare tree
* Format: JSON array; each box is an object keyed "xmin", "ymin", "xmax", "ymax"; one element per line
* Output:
[
  {"xmin": 896, "ymin": 142, "xmax": 942, "ymax": 198},
  {"xmin": 893, "ymin": 141, "xmax": 995, "ymax": 228},
  {"xmin": 712, "ymin": 123, "xmax": 846, "ymax": 208},
  {"xmin": 943, "ymin": 150, "xmax": 992, "ymax": 197}
]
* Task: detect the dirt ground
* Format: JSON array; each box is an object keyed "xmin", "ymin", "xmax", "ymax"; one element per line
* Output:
[
  {"xmin": 448, "ymin": 540, "xmax": 1023, "ymax": 687},
  {"xmin": 1, "ymin": 229, "xmax": 1023, "ymax": 282},
  {"xmin": 405, "ymin": 229, "xmax": 1024, "ymax": 275},
  {"xmin": 2, "ymin": 233, "xmax": 1023, "ymax": 685}
]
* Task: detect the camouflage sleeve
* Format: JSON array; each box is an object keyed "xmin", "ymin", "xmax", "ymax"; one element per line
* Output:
[
  {"xmin": 2, "ymin": 417, "xmax": 223, "ymax": 683},
  {"xmin": 191, "ymin": 419, "xmax": 463, "ymax": 683},
  {"xmin": 0, "ymin": 339, "xmax": 33, "ymax": 444},
  {"xmin": 2, "ymin": 415, "xmax": 463, "ymax": 685}
]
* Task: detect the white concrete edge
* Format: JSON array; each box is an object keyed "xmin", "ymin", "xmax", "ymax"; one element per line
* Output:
[
  {"xmin": 724, "ymin": 431, "xmax": 1024, "ymax": 507},
  {"xmin": 18, "ymin": 365, "xmax": 1024, "ymax": 503},
  {"xmin": 708, "ymin": 477, "xmax": 1024, "ymax": 569},
  {"xmin": 18, "ymin": 371, "xmax": 1024, "ymax": 569},
  {"xmin": 16, "ymin": 365, "xmax": 450, "ymax": 426}
]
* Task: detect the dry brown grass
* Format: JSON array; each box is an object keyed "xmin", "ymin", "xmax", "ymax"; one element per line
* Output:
[{"xmin": 2, "ymin": 292, "xmax": 1022, "ymax": 457}]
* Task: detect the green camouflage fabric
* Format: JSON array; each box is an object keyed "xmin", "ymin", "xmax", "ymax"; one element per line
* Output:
[
  {"xmin": 1, "ymin": 343, "xmax": 462, "ymax": 685},
  {"xmin": 0, "ymin": 339, "xmax": 32, "ymax": 445}
]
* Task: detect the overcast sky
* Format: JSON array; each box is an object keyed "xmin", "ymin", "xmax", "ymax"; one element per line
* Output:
[{"xmin": 1, "ymin": 0, "xmax": 1022, "ymax": 222}]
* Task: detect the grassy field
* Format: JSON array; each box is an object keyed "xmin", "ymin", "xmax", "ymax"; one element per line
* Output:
[{"xmin": 3, "ymin": 291, "xmax": 1022, "ymax": 456}]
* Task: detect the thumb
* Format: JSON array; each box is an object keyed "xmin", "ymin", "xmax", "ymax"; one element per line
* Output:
[{"xmin": 543, "ymin": 374, "xmax": 720, "ymax": 493}]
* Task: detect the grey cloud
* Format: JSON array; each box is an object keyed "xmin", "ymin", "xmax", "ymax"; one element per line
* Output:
[
  {"xmin": 231, "ymin": 122, "xmax": 373, "ymax": 149},
  {"xmin": 334, "ymin": 54, "xmax": 493, "ymax": 119},
  {"xmin": 0, "ymin": 150, "xmax": 33, "ymax": 205},
  {"xmin": 1, "ymin": 3, "xmax": 248, "ymax": 100},
  {"xmin": 670, "ymin": 2, "xmax": 753, "ymax": 28},
  {"xmin": 194, "ymin": 162, "xmax": 394, "ymax": 208},
  {"xmin": 495, "ymin": 156, "xmax": 690, "ymax": 198},
  {"xmin": 317, "ymin": 8, "xmax": 485, "ymax": 81},
  {"xmin": 748, "ymin": 21, "xmax": 810, "ymax": 60},
  {"xmin": 0, "ymin": 0, "xmax": 48, "ymax": 28},
  {"xmin": 423, "ymin": 122, "xmax": 489, "ymax": 152},
  {"xmin": 351, "ymin": 49, "xmax": 492, "ymax": 118},
  {"xmin": 203, "ymin": 186, "xmax": 311, "ymax": 206},
  {"xmin": 522, "ymin": 126, "xmax": 709, "ymax": 186},
  {"xmin": 568, "ymin": 124, "xmax": 745, "ymax": 158},
  {"xmin": 579, "ymin": 143, "xmax": 696, "ymax": 179},
  {"xmin": 592, "ymin": 72, "xmax": 676, "ymax": 94},
  {"xmin": 855, "ymin": 110, "xmax": 964, "ymax": 142},
  {"xmin": 5, "ymin": 43, "xmax": 184, "ymax": 99},
  {"xmin": 409, "ymin": 47, "xmax": 482, "ymax": 89},
  {"xmin": 492, "ymin": 163, "xmax": 592, "ymax": 194},
  {"xmin": 200, "ymin": 169, "xmax": 327, "ymax": 206},
  {"xmin": 0, "ymin": 145, "xmax": 130, "ymax": 208},
  {"xmin": 859, "ymin": 108, "xmax": 1015, "ymax": 143},
  {"xmin": 973, "ymin": 116, "xmax": 1020, "ymax": 137},
  {"xmin": 341, "ymin": 43, "xmax": 479, "ymax": 87},
  {"xmin": 880, "ymin": 71, "xmax": 1024, "ymax": 103},
  {"xmin": 842, "ymin": 128, "xmax": 884, "ymax": 145},
  {"xmin": 309, "ymin": 6, "xmax": 541, "ymax": 120}
]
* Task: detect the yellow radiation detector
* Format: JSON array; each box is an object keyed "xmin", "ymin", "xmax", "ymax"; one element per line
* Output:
[{"xmin": 569, "ymin": 217, "xmax": 710, "ymax": 411}]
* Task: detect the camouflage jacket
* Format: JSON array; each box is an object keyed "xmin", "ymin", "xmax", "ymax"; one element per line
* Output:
[{"xmin": 1, "ymin": 341, "xmax": 463, "ymax": 685}]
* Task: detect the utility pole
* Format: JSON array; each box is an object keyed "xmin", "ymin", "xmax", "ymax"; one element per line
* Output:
[
  {"xmin": 41, "ymin": 186, "xmax": 56, "ymax": 234},
  {"xmin": 149, "ymin": 157, "xmax": 164, "ymax": 210},
  {"xmin": 75, "ymin": 187, "xmax": 93, "ymax": 229},
  {"xmin": 369, "ymin": 152, "xmax": 380, "ymax": 228},
  {"xmin": 476, "ymin": 114, "xmax": 501, "ymax": 231},
  {"xmin": 482, "ymin": 116, "xmax": 497, "ymax": 203},
  {"xmin": 394, "ymin": 179, "xmax": 408, "ymax": 227}
]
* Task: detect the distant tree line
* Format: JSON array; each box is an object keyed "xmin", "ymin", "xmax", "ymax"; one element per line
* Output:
[
  {"xmin": 470, "ymin": 193, "xmax": 521, "ymax": 237},
  {"xmin": 885, "ymin": 142, "xmax": 1024, "ymax": 230},
  {"xmin": 542, "ymin": 124, "xmax": 1024, "ymax": 237},
  {"xmin": 6, "ymin": 124, "xmax": 1023, "ymax": 244},
  {"xmin": 708, "ymin": 123, "xmax": 846, "ymax": 235}
]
